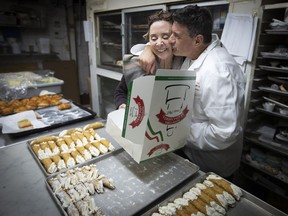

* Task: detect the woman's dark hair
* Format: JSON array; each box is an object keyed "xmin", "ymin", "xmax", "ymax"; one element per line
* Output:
[
  {"xmin": 143, "ymin": 10, "xmax": 173, "ymax": 40},
  {"xmin": 172, "ymin": 5, "xmax": 213, "ymax": 43}
]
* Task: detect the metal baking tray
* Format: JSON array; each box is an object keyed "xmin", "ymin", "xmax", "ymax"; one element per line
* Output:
[
  {"xmin": 11, "ymin": 100, "xmax": 96, "ymax": 136},
  {"xmin": 142, "ymin": 172, "xmax": 287, "ymax": 216},
  {"xmin": 28, "ymin": 126, "xmax": 122, "ymax": 176},
  {"xmin": 45, "ymin": 150, "xmax": 200, "ymax": 216}
]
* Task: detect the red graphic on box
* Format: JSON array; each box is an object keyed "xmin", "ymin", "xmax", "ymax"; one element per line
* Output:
[
  {"xmin": 145, "ymin": 131, "xmax": 160, "ymax": 142},
  {"xmin": 147, "ymin": 144, "xmax": 170, "ymax": 156},
  {"xmin": 156, "ymin": 106, "xmax": 189, "ymax": 125},
  {"xmin": 129, "ymin": 96, "xmax": 145, "ymax": 128}
]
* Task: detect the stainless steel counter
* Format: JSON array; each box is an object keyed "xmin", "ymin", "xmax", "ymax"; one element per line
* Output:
[
  {"xmin": 0, "ymin": 118, "xmax": 203, "ymax": 216},
  {"xmin": 0, "ymin": 141, "xmax": 62, "ymax": 216}
]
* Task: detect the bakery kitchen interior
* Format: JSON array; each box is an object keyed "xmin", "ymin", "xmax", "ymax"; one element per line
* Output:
[{"xmin": 1, "ymin": 0, "xmax": 288, "ymax": 215}]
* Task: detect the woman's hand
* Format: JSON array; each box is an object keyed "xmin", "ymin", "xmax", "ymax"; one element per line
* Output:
[{"xmin": 139, "ymin": 45, "xmax": 156, "ymax": 74}]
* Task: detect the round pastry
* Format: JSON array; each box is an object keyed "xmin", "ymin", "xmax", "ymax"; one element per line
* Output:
[{"xmin": 58, "ymin": 102, "xmax": 72, "ymax": 110}]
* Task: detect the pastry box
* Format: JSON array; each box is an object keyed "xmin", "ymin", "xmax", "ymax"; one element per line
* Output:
[{"xmin": 106, "ymin": 69, "xmax": 196, "ymax": 163}]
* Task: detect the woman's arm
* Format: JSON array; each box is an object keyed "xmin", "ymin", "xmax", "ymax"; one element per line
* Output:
[{"xmin": 114, "ymin": 76, "xmax": 128, "ymax": 109}]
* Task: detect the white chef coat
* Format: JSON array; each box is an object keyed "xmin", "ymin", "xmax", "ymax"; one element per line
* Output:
[{"xmin": 181, "ymin": 39, "xmax": 246, "ymax": 177}]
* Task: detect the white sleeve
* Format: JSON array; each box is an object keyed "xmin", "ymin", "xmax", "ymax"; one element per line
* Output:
[{"xmin": 130, "ymin": 43, "xmax": 149, "ymax": 56}]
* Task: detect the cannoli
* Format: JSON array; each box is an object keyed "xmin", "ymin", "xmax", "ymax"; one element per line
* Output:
[
  {"xmin": 91, "ymin": 141, "xmax": 108, "ymax": 154},
  {"xmin": 75, "ymin": 132, "xmax": 88, "ymax": 145},
  {"xmin": 63, "ymin": 135, "xmax": 76, "ymax": 149},
  {"xmin": 203, "ymin": 180, "xmax": 236, "ymax": 207},
  {"xmin": 76, "ymin": 146, "xmax": 92, "ymax": 160},
  {"xmin": 84, "ymin": 181, "xmax": 95, "ymax": 195},
  {"xmin": 55, "ymin": 189, "xmax": 72, "ymax": 208},
  {"xmin": 40, "ymin": 142, "xmax": 53, "ymax": 157},
  {"xmin": 195, "ymin": 183, "xmax": 228, "ymax": 210},
  {"xmin": 206, "ymin": 174, "xmax": 243, "ymax": 200},
  {"xmin": 83, "ymin": 121, "xmax": 105, "ymax": 130},
  {"xmin": 66, "ymin": 169, "xmax": 79, "ymax": 186},
  {"xmin": 84, "ymin": 143, "xmax": 100, "ymax": 157},
  {"xmin": 91, "ymin": 179, "xmax": 104, "ymax": 194},
  {"xmin": 82, "ymin": 196, "xmax": 103, "ymax": 215},
  {"xmin": 183, "ymin": 191, "xmax": 221, "ymax": 216},
  {"xmin": 158, "ymin": 203, "xmax": 176, "ymax": 216},
  {"xmin": 80, "ymin": 165, "xmax": 95, "ymax": 182},
  {"xmin": 97, "ymin": 175, "xmax": 115, "ymax": 190},
  {"xmin": 88, "ymin": 164, "xmax": 99, "ymax": 180},
  {"xmin": 47, "ymin": 140, "xmax": 60, "ymax": 155},
  {"xmin": 190, "ymin": 187, "xmax": 226, "ymax": 215},
  {"xmin": 59, "ymin": 127, "xmax": 83, "ymax": 137},
  {"xmin": 31, "ymin": 144, "xmax": 47, "ymax": 159},
  {"xmin": 61, "ymin": 152, "xmax": 76, "ymax": 168},
  {"xmin": 99, "ymin": 138, "xmax": 115, "ymax": 151},
  {"xmin": 82, "ymin": 130, "xmax": 95, "ymax": 142},
  {"xmin": 73, "ymin": 167, "xmax": 87, "ymax": 183},
  {"xmin": 41, "ymin": 158, "xmax": 57, "ymax": 174},
  {"xmin": 66, "ymin": 187, "xmax": 81, "ymax": 202},
  {"xmin": 67, "ymin": 203, "xmax": 80, "ymax": 216},
  {"xmin": 71, "ymin": 133, "xmax": 83, "ymax": 147},
  {"xmin": 173, "ymin": 198, "xmax": 204, "ymax": 216},
  {"xmin": 56, "ymin": 138, "xmax": 69, "ymax": 153},
  {"xmin": 87, "ymin": 128, "xmax": 97, "ymax": 138},
  {"xmin": 70, "ymin": 150, "xmax": 86, "ymax": 164},
  {"xmin": 57, "ymin": 172, "xmax": 72, "ymax": 189},
  {"xmin": 74, "ymin": 183, "xmax": 89, "ymax": 200},
  {"xmin": 48, "ymin": 177, "xmax": 62, "ymax": 193},
  {"xmin": 31, "ymin": 136, "xmax": 57, "ymax": 145},
  {"xmin": 51, "ymin": 154, "xmax": 66, "ymax": 170},
  {"xmin": 75, "ymin": 200, "xmax": 90, "ymax": 216}
]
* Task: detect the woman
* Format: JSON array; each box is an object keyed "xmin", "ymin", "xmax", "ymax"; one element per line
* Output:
[{"xmin": 114, "ymin": 10, "xmax": 183, "ymax": 109}]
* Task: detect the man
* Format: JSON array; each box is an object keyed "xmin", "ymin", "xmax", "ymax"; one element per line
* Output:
[{"xmin": 139, "ymin": 5, "xmax": 246, "ymax": 179}]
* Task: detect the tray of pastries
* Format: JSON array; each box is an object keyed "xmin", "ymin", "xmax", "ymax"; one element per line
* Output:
[
  {"xmin": 144, "ymin": 173, "xmax": 287, "ymax": 216},
  {"xmin": 0, "ymin": 94, "xmax": 64, "ymax": 116},
  {"xmin": 46, "ymin": 163, "xmax": 116, "ymax": 216},
  {"xmin": 0, "ymin": 94, "xmax": 96, "ymax": 136},
  {"xmin": 47, "ymin": 149, "xmax": 200, "ymax": 216},
  {"xmin": 28, "ymin": 122, "xmax": 121, "ymax": 176}
]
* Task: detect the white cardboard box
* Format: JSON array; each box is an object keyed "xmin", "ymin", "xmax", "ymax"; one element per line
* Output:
[{"xmin": 106, "ymin": 69, "xmax": 196, "ymax": 163}]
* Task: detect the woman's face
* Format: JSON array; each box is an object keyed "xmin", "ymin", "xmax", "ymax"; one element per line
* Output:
[{"xmin": 149, "ymin": 20, "xmax": 173, "ymax": 60}]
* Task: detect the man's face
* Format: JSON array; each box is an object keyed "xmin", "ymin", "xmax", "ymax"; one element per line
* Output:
[{"xmin": 169, "ymin": 21, "xmax": 197, "ymax": 59}]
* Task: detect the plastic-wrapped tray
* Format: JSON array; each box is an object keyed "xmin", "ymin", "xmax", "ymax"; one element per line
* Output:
[
  {"xmin": 28, "ymin": 125, "xmax": 121, "ymax": 176},
  {"xmin": 7, "ymin": 100, "xmax": 96, "ymax": 136},
  {"xmin": 45, "ymin": 150, "xmax": 200, "ymax": 216},
  {"xmin": 143, "ymin": 172, "xmax": 287, "ymax": 216}
]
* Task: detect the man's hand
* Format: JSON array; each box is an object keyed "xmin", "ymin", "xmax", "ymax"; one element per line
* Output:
[
  {"xmin": 139, "ymin": 45, "xmax": 156, "ymax": 74},
  {"xmin": 118, "ymin": 104, "xmax": 126, "ymax": 109}
]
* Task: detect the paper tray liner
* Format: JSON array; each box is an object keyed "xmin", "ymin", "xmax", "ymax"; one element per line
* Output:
[
  {"xmin": 143, "ymin": 172, "xmax": 287, "ymax": 216},
  {"xmin": 45, "ymin": 150, "xmax": 200, "ymax": 216},
  {"xmin": 28, "ymin": 126, "xmax": 121, "ymax": 177}
]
